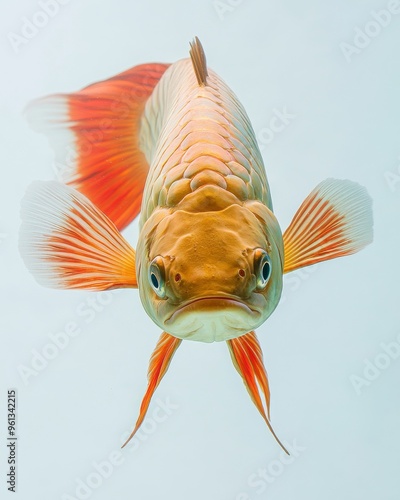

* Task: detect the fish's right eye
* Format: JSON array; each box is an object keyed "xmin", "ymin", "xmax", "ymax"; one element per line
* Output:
[
  {"xmin": 254, "ymin": 249, "xmax": 272, "ymax": 290},
  {"xmin": 150, "ymin": 272, "xmax": 159, "ymax": 289},
  {"xmin": 149, "ymin": 257, "xmax": 167, "ymax": 298}
]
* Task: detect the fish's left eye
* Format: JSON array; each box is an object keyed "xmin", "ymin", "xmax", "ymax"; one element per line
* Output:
[
  {"xmin": 254, "ymin": 249, "xmax": 272, "ymax": 290},
  {"xmin": 149, "ymin": 257, "xmax": 167, "ymax": 298}
]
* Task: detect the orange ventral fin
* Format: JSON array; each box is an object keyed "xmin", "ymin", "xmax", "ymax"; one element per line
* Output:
[
  {"xmin": 20, "ymin": 181, "xmax": 136, "ymax": 290},
  {"xmin": 26, "ymin": 63, "xmax": 170, "ymax": 231},
  {"xmin": 227, "ymin": 331, "xmax": 288, "ymax": 455},
  {"xmin": 283, "ymin": 178, "xmax": 373, "ymax": 273},
  {"xmin": 122, "ymin": 332, "xmax": 181, "ymax": 448}
]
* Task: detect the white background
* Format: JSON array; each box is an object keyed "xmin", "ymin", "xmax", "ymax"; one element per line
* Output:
[{"xmin": 1, "ymin": 1, "xmax": 400, "ymax": 499}]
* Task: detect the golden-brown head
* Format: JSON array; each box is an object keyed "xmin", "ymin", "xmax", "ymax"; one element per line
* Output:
[{"xmin": 137, "ymin": 202, "xmax": 283, "ymax": 342}]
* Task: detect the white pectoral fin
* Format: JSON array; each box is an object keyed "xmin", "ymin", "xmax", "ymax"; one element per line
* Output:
[
  {"xmin": 19, "ymin": 181, "xmax": 137, "ymax": 290},
  {"xmin": 283, "ymin": 178, "xmax": 373, "ymax": 273}
]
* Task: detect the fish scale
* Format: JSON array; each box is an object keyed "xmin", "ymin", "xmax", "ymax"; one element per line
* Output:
[{"xmin": 139, "ymin": 59, "xmax": 272, "ymax": 225}]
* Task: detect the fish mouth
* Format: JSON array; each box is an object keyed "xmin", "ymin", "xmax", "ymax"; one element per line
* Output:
[
  {"xmin": 166, "ymin": 296, "xmax": 257, "ymax": 321},
  {"xmin": 165, "ymin": 296, "xmax": 261, "ymax": 342}
]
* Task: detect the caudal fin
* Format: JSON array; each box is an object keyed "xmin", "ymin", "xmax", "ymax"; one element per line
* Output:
[
  {"xmin": 122, "ymin": 332, "xmax": 181, "ymax": 448},
  {"xmin": 26, "ymin": 63, "xmax": 170, "ymax": 231},
  {"xmin": 283, "ymin": 178, "xmax": 373, "ymax": 273},
  {"xmin": 227, "ymin": 331, "xmax": 288, "ymax": 454},
  {"xmin": 20, "ymin": 181, "xmax": 136, "ymax": 290}
]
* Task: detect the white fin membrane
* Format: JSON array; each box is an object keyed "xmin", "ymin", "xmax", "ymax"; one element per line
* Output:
[
  {"xmin": 283, "ymin": 178, "xmax": 373, "ymax": 273},
  {"xmin": 19, "ymin": 181, "xmax": 137, "ymax": 290}
]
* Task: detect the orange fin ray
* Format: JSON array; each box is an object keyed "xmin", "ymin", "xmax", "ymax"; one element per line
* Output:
[
  {"xmin": 227, "ymin": 331, "xmax": 288, "ymax": 455},
  {"xmin": 19, "ymin": 181, "xmax": 136, "ymax": 290},
  {"xmin": 26, "ymin": 63, "xmax": 170, "ymax": 230},
  {"xmin": 122, "ymin": 332, "xmax": 182, "ymax": 448},
  {"xmin": 283, "ymin": 178, "xmax": 373, "ymax": 273}
]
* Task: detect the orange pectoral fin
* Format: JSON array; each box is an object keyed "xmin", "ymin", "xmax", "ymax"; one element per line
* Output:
[
  {"xmin": 20, "ymin": 181, "xmax": 136, "ymax": 290},
  {"xmin": 26, "ymin": 63, "xmax": 170, "ymax": 231},
  {"xmin": 122, "ymin": 332, "xmax": 181, "ymax": 448},
  {"xmin": 283, "ymin": 178, "xmax": 373, "ymax": 273},
  {"xmin": 227, "ymin": 331, "xmax": 288, "ymax": 455}
]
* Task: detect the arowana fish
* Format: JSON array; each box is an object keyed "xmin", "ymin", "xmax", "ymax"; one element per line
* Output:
[{"xmin": 20, "ymin": 38, "xmax": 373, "ymax": 453}]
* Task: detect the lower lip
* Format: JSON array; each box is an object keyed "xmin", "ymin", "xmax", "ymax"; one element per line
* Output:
[{"xmin": 166, "ymin": 297, "xmax": 256, "ymax": 324}]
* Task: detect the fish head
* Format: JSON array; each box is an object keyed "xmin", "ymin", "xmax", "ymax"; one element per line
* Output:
[{"xmin": 137, "ymin": 203, "xmax": 283, "ymax": 342}]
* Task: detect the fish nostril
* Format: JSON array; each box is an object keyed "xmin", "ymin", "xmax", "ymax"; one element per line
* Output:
[
  {"xmin": 175, "ymin": 273, "xmax": 181, "ymax": 282},
  {"xmin": 238, "ymin": 269, "xmax": 246, "ymax": 278}
]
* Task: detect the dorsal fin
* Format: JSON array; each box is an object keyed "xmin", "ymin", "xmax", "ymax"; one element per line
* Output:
[{"xmin": 189, "ymin": 36, "xmax": 208, "ymax": 86}]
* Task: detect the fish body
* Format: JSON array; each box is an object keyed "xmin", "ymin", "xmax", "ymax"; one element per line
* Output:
[
  {"xmin": 20, "ymin": 39, "xmax": 373, "ymax": 452},
  {"xmin": 136, "ymin": 56, "xmax": 282, "ymax": 342}
]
